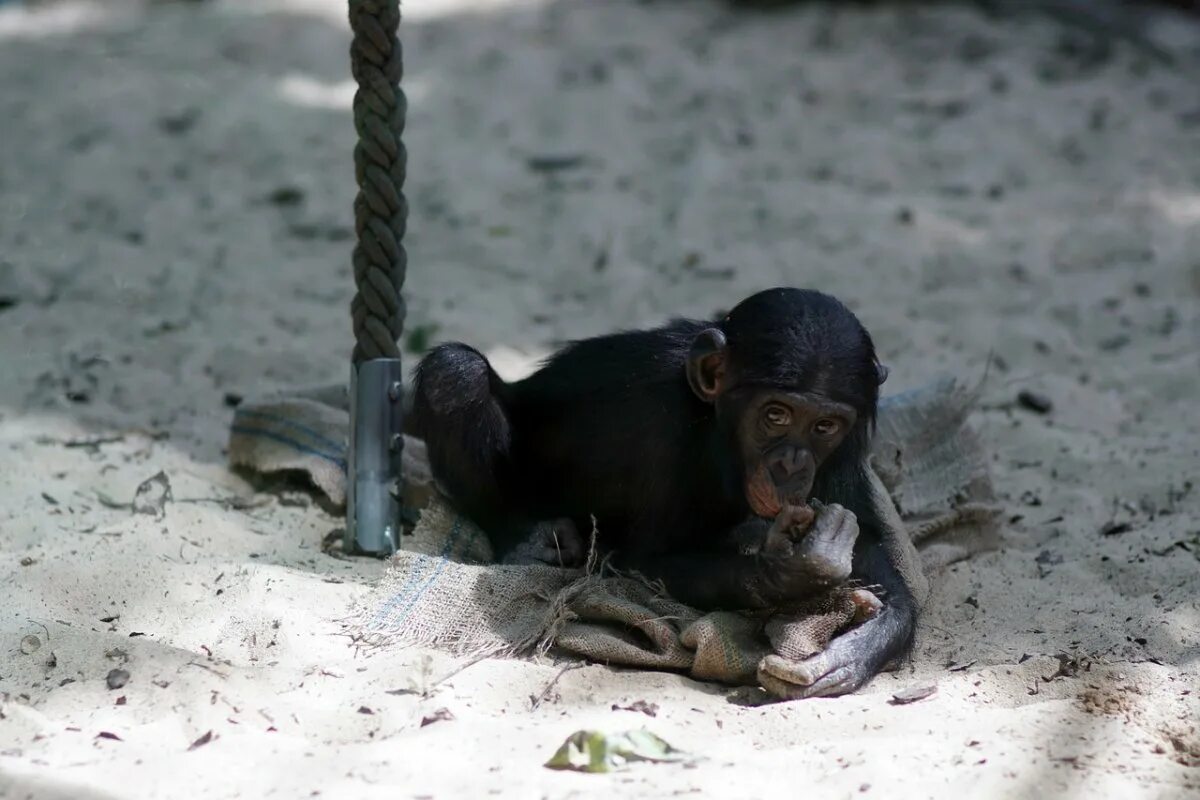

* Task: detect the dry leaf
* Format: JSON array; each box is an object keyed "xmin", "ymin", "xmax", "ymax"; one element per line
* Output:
[
  {"xmin": 890, "ymin": 685, "xmax": 938, "ymax": 705},
  {"xmin": 545, "ymin": 729, "xmax": 686, "ymax": 773},
  {"xmin": 188, "ymin": 731, "xmax": 215, "ymax": 751}
]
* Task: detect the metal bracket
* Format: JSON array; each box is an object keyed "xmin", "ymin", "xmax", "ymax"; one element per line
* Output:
[{"xmin": 345, "ymin": 358, "xmax": 405, "ymax": 557}]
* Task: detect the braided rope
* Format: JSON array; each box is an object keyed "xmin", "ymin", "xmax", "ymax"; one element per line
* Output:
[{"xmin": 349, "ymin": 0, "xmax": 407, "ymax": 363}]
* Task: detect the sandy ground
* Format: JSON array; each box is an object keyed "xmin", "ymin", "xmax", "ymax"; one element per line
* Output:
[{"xmin": 1, "ymin": 0, "xmax": 1199, "ymax": 797}]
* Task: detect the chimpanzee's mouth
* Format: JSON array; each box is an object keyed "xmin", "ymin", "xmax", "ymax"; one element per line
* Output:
[
  {"xmin": 746, "ymin": 463, "xmax": 813, "ymax": 519},
  {"xmin": 746, "ymin": 488, "xmax": 810, "ymax": 520}
]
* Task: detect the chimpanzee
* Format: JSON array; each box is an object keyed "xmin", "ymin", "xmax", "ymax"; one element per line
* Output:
[{"xmin": 409, "ymin": 287, "xmax": 916, "ymax": 698}]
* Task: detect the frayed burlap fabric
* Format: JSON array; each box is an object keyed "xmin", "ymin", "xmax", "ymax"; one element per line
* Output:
[{"xmin": 228, "ymin": 376, "xmax": 1001, "ymax": 697}]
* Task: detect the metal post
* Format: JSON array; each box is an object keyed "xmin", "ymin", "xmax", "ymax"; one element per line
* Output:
[{"xmin": 346, "ymin": 359, "xmax": 404, "ymax": 556}]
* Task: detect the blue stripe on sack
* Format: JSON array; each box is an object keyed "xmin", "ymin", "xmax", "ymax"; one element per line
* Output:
[
  {"xmin": 370, "ymin": 555, "xmax": 433, "ymax": 628},
  {"xmin": 230, "ymin": 425, "xmax": 348, "ymax": 472},
  {"xmin": 235, "ymin": 409, "xmax": 348, "ymax": 455},
  {"xmin": 370, "ymin": 516, "xmax": 466, "ymax": 629}
]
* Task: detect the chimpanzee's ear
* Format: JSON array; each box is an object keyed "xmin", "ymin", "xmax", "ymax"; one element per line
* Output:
[
  {"xmin": 687, "ymin": 328, "xmax": 728, "ymax": 403},
  {"xmin": 875, "ymin": 362, "xmax": 890, "ymax": 386}
]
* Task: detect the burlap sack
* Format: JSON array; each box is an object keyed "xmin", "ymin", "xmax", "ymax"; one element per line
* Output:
[{"xmin": 228, "ymin": 376, "xmax": 1001, "ymax": 697}]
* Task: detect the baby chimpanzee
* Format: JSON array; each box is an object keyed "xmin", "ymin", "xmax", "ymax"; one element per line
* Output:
[{"xmin": 410, "ymin": 288, "xmax": 915, "ymax": 697}]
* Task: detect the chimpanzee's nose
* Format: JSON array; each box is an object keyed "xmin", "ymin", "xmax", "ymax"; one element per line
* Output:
[{"xmin": 768, "ymin": 446, "xmax": 813, "ymax": 487}]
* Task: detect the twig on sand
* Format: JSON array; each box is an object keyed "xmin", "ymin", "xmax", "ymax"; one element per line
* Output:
[
  {"xmin": 61, "ymin": 434, "xmax": 127, "ymax": 448},
  {"xmin": 186, "ymin": 661, "xmax": 230, "ymax": 680},
  {"xmin": 175, "ymin": 495, "xmax": 271, "ymax": 511},
  {"xmin": 531, "ymin": 662, "xmax": 585, "ymax": 710},
  {"xmin": 421, "ymin": 653, "xmax": 492, "ymax": 697}
]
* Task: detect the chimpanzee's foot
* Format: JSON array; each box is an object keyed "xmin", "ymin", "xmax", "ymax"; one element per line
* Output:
[{"xmin": 500, "ymin": 518, "xmax": 586, "ymax": 567}]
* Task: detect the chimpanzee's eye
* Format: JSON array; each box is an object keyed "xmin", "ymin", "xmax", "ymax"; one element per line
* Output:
[
  {"xmin": 812, "ymin": 418, "xmax": 841, "ymax": 437},
  {"xmin": 763, "ymin": 404, "xmax": 792, "ymax": 428}
]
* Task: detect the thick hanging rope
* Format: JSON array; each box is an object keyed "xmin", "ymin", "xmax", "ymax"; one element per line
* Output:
[{"xmin": 349, "ymin": 0, "xmax": 408, "ymax": 363}]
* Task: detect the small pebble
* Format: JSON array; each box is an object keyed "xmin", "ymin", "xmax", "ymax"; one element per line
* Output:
[
  {"xmin": 1016, "ymin": 390, "xmax": 1053, "ymax": 414},
  {"xmin": 526, "ymin": 154, "xmax": 585, "ymax": 173},
  {"xmin": 106, "ymin": 668, "xmax": 130, "ymax": 690},
  {"xmin": 20, "ymin": 635, "xmax": 41, "ymax": 655},
  {"xmin": 267, "ymin": 186, "xmax": 305, "ymax": 207},
  {"xmin": 1098, "ymin": 333, "xmax": 1131, "ymax": 352}
]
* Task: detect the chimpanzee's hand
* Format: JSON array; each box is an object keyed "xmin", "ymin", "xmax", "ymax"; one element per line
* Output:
[
  {"xmin": 763, "ymin": 599, "xmax": 916, "ymax": 699},
  {"xmin": 759, "ymin": 503, "xmax": 814, "ymax": 555},
  {"xmin": 755, "ymin": 503, "xmax": 859, "ymax": 604}
]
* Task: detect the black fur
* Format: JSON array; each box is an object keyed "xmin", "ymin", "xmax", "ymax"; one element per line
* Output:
[{"xmin": 410, "ymin": 287, "xmax": 916, "ymax": 696}]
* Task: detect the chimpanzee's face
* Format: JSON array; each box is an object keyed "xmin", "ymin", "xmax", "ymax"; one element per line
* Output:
[
  {"xmin": 682, "ymin": 292, "xmax": 883, "ymax": 520},
  {"xmin": 719, "ymin": 386, "xmax": 857, "ymax": 519}
]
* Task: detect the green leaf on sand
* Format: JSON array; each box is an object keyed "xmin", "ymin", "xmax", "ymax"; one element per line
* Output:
[{"xmin": 544, "ymin": 729, "xmax": 687, "ymax": 773}]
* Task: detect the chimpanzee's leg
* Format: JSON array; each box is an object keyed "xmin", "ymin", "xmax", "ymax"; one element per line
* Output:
[
  {"xmin": 410, "ymin": 344, "xmax": 517, "ymax": 537},
  {"xmin": 410, "ymin": 343, "xmax": 585, "ymax": 566}
]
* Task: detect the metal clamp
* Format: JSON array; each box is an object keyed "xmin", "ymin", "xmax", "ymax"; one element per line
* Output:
[{"xmin": 345, "ymin": 358, "xmax": 405, "ymax": 557}]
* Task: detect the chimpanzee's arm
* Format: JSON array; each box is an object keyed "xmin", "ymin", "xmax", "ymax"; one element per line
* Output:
[
  {"xmin": 622, "ymin": 503, "xmax": 863, "ymax": 610},
  {"xmin": 780, "ymin": 506, "xmax": 920, "ymax": 698}
]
